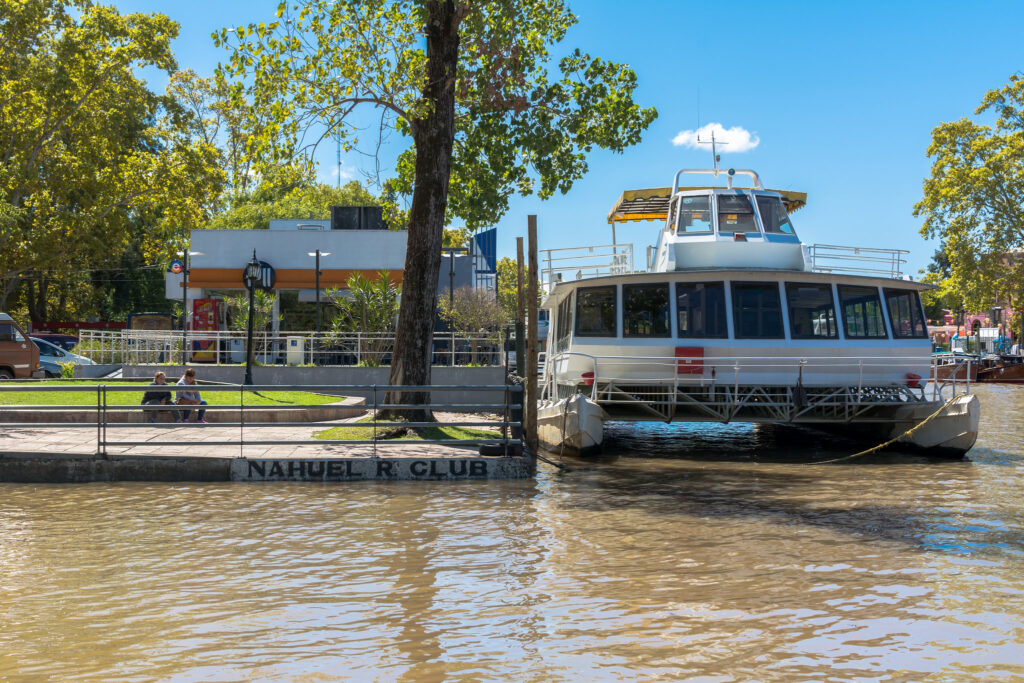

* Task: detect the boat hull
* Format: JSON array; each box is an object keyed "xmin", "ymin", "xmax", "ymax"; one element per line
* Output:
[
  {"xmin": 536, "ymin": 392, "xmax": 980, "ymax": 459},
  {"xmin": 537, "ymin": 394, "xmax": 607, "ymax": 455},
  {"xmin": 887, "ymin": 393, "xmax": 980, "ymax": 456}
]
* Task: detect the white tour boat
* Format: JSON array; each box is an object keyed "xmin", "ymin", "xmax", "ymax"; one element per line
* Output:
[{"xmin": 537, "ymin": 167, "xmax": 980, "ymax": 457}]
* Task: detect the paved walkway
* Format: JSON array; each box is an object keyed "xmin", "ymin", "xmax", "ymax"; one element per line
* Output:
[{"xmin": 0, "ymin": 417, "xmax": 509, "ymax": 460}]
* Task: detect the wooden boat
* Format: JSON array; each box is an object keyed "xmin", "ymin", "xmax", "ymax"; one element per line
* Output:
[{"xmin": 977, "ymin": 354, "xmax": 1024, "ymax": 384}]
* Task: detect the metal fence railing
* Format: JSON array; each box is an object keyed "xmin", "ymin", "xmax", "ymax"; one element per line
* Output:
[
  {"xmin": 0, "ymin": 382, "xmax": 523, "ymax": 458},
  {"xmin": 543, "ymin": 352, "xmax": 973, "ymax": 404},
  {"xmin": 76, "ymin": 330, "xmax": 503, "ymax": 367}
]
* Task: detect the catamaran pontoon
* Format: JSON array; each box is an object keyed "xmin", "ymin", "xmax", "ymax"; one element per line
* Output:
[{"xmin": 537, "ymin": 167, "xmax": 979, "ymax": 457}]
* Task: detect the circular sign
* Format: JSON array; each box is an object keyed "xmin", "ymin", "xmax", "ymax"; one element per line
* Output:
[{"xmin": 169, "ymin": 259, "xmax": 183, "ymax": 274}]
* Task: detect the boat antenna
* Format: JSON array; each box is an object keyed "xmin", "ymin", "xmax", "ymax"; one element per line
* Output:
[{"xmin": 697, "ymin": 130, "xmax": 727, "ymax": 177}]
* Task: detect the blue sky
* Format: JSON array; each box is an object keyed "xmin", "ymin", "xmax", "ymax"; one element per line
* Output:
[{"xmin": 115, "ymin": 0, "xmax": 1024, "ymax": 274}]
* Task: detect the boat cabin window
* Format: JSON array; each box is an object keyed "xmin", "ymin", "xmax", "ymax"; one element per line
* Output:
[
  {"xmin": 623, "ymin": 283, "xmax": 670, "ymax": 337},
  {"xmin": 717, "ymin": 194, "xmax": 758, "ymax": 234},
  {"xmin": 756, "ymin": 196, "xmax": 795, "ymax": 235},
  {"xmin": 838, "ymin": 285, "xmax": 888, "ymax": 338},
  {"xmin": 574, "ymin": 286, "xmax": 617, "ymax": 337},
  {"xmin": 676, "ymin": 282, "xmax": 728, "ymax": 338},
  {"xmin": 785, "ymin": 283, "xmax": 838, "ymax": 339},
  {"xmin": 676, "ymin": 195, "xmax": 713, "ymax": 234},
  {"xmin": 556, "ymin": 295, "xmax": 573, "ymax": 352},
  {"xmin": 883, "ymin": 288, "xmax": 928, "ymax": 339},
  {"xmin": 732, "ymin": 282, "xmax": 784, "ymax": 338}
]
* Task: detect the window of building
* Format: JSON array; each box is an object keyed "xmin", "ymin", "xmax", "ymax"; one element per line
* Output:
[
  {"xmin": 717, "ymin": 194, "xmax": 758, "ymax": 234},
  {"xmin": 756, "ymin": 196, "xmax": 796, "ymax": 235},
  {"xmin": 623, "ymin": 283, "xmax": 670, "ymax": 337},
  {"xmin": 838, "ymin": 285, "xmax": 887, "ymax": 338},
  {"xmin": 677, "ymin": 282, "xmax": 728, "ymax": 338},
  {"xmin": 785, "ymin": 283, "xmax": 837, "ymax": 339},
  {"xmin": 677, "ymin": 195, "xmax": 713, "ymax": 234},
  {"xmin": 884, "ymin": 288, "xmax": 928, "ymax": 338},
  {"xmin": 556, "ymin": 294, "xmax": 573, "ymax": 352},
  {"xmin": 574, "ymin": 286, "xmax": 617, "ymax": 337},
  {"xmin": 732, "ymin": 282, "xmax": 784, "ymax": 338}
]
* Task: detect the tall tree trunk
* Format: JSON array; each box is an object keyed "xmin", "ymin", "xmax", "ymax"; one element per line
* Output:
[
  {"xmin": 384, "ymin": 0, "xmax": 461, "ymax": 421},
  {"xmin": 27, "ymin": 277, "xmax": 49, "ymax": 322}
]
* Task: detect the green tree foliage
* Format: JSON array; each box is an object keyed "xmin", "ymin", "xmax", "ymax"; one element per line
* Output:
[
  {"xmin": 215, "ymin": 0, "xmax": 656, "ymax": 409},
  {"xmin": 915, "ymin": 73, "xmax": 1024, "ymax": 334},
  {"xmin": 0, "ymin": 0, "xmax": 225, "ymax": 314},
  {"xmin": 225, "ymin": 290, "xmax": 279, "ymax": 332},
  {"xmin": 224, "ymin": 289, "xmax": 280, "ymax": 360},
  {"xmin": 165, "ymin": 69, "xmax": 259, "ymax": 202},
  {"xmin": 496, "ymin": 256, "xmax": 520, "ymax": 322},
  {"xmin": 326, "ymin": 271, "xmax": 401, "ymax": 366},
  {"xmin": 919, "ymin": 244, "xmax": 958, "ymax": 323},
  {"xmin": 438, "ymin": 284, "xmax": 504, "ymax": 363},
  {"xmin": 443, "ymin": 227, "xmax": 470, "ymax": 248}
]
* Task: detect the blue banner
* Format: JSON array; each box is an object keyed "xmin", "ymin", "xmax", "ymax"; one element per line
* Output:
[{"xmin": 472, "ymin": 228, "xmax": 497, "ymax": 273}]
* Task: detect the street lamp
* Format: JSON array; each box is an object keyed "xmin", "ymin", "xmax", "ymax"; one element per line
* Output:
[
  {"xmin": 243, "ymin": 250, "xmax": 262, "ymax": 385},
  {"xmin": 180, "ymin": 249, "xmax": 203, "ymax": 366},
  {"xmin": 307, "ymin": 250, "xmax": 332, "ymax": 335},
  {"xmin": 441, "ymin": 247, "xmax": 469, "ymax": 311}
]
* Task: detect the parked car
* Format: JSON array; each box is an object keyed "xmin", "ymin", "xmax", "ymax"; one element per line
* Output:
[
  {"xmin": 0, "ymin": 312, "xmax": 43, "ymax": 379},
  {"xmin": 30, "ymin": 336, "xmax": 95, "ymax": 377},
  {"xmin": 31, "ymin": 332, "xmax": 79, "ymax": 352}
]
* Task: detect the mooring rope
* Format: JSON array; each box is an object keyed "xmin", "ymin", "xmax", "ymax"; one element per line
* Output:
[{"xmin": 809, "ymin": 395, "xmax": 962, "ymax": 465}]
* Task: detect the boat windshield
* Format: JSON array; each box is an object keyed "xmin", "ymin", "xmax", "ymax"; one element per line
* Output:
[
  {"xmin": 676, "ymin": 196, "xmax": 712, "ymax": 234},
  {"xmin": 717, "ymin": 194, "xmax": 758, "ymax": 234},
  {"xmin": 756, "ymin": 196, "xmax": 796, "ymax": 235}
]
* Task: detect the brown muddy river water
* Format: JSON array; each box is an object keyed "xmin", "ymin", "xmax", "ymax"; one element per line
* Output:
[{"xmin": 2, "ymin": 385, "xmax": 1023, "ymax": 681}]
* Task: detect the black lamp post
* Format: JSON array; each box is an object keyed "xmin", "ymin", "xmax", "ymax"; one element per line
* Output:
[
  {"xmin": 179, "ymin": 249, "xmax": 203, "ymax": 365},
  {"xmin": 442, "ymin": 247, "xmax": 469, "ymax": 310},
  {"xmin": 182, "ymin": 249, "xmax": 189, "ymax": 365},
  {"xmin": 243, "ymin": 250, "xmax": 262, "ymax": 385}
]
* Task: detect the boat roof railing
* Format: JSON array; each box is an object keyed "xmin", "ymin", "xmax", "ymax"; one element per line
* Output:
[
  {"xmin": 539, "ymin": 244, "xmax": 636, "ymax": 293},
  {"xmin": 672, "ymin": 167, "xmax": 763, "ymax": 194}
]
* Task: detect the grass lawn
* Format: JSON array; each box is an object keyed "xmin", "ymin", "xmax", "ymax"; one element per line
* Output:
[
  {"xmin": 0, "ymin": 381, "xmax": 341, "ymax": 407},
  {"xmin": 316, "ymin": 416, "xmax": 501, "ymax": 441}
]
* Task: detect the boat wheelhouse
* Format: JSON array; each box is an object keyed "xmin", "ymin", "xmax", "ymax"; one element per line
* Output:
[{"xmin": 537, "ymin": 168, "xmax": 979, "ymax": 456}]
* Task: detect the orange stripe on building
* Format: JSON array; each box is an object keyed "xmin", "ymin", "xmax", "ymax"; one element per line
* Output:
[{"xmin": 183, "ymin": 268, "xmax": 404, "ymax": 289}]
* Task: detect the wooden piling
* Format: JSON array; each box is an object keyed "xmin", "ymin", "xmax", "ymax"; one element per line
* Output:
[
  {"xmin": 515, "ymin": 237, "xmax": 526, "ymax": 380},
  {"xmin": 526, "ymin": 216, "xmax": 539, "ymax": 452}
]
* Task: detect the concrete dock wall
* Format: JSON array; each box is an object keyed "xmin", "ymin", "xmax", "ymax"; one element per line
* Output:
[
  {"xmin": 0, "ymin": 454, "xmax": 233, "ymax": 483},
  {"xmin": 0, "ymin": 453, "xmax": 534, "ymax": 483}
]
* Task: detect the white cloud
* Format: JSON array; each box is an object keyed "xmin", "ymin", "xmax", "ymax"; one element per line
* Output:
[
  {"xmin": 330, "ymin": 164, "xmax": 355, "ymax": 180},
  {"xmin": 672, "ymin": 122, "xmax": 760, "ymax": 153}
]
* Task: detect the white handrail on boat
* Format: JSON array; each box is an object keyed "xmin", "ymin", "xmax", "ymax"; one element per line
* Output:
[
  {"xmin": 540, "ymin": 244, "xmax": 635, "ymax": 292},
  {"xmin": 808, "ymin": 244, "xmax": 909, "ymax": 279}
]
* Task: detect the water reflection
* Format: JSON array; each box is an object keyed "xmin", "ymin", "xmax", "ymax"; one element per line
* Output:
[{"xmin": 0, "ymin": 386, "xmax": 1022, "ymax": 680}]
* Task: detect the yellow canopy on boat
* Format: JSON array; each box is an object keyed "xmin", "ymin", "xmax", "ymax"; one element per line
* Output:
[{"xmin": 606, "ymin": 187, "xmax": 808, "ymax": 224}]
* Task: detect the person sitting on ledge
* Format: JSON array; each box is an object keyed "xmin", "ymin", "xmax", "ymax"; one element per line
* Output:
[
  {"xmin": 141, "ymin": 371, "xmax": 182, "ymax": 423},
  {"xmin": 176, "ymin": 367, "xmax": 208, "ymax": 424}
]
